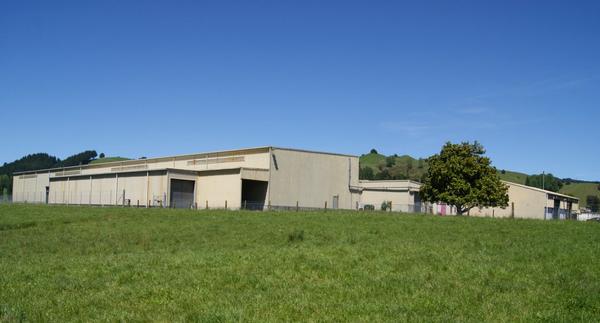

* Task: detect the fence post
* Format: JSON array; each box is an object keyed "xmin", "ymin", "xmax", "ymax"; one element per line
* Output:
[
  {"xmin": 243, "ymin": 200, "xmax": 247, "ymax": 210},
  {"xmin": 137, "ymin": 200, "xmax": 140, "ymax": 208},
  {"xmin": 268, "ymin": 200, "xmax": 271, "ymax": 211},
  {"xmin": 206, "ymin": 200, "xmax": 208, "ymax": 210},
  {"xmin": 296, "ymin": 201, "xmax": 299, "ymax": 212},
  {"xmin": 225, "ymin": 200, "xmax": 228, "ymax": 210},
  {"xmin": 511, "ymin": 202, "xmax": 515, "ymax": 219},
  {"xmin": 148, "ymin": 200, "xmax": 151, "ymax": 208},
  {"xmin": 324, "ymin": 201, "xmax": 327, "ymax": 210},
  {"xmin": 194, "ymin": 202, "xmax": 197, "ymax": 210}
]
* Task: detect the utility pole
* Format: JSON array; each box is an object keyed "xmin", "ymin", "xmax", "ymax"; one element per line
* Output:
[{"xmin": 542, "ymin": 171, "xmax": 545, "ymax": 190}]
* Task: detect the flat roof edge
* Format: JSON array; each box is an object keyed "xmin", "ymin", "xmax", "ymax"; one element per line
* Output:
[
  {"xmin": 503, "ymin": 181, "xmax": 579, "ymax": 201},
  {"xmin": 271, "ymin": 146, "xmax": 359, "ymax": 158},
  {"xmin": 13, "ymin": 146, "xmax": 272, "ymax": 175}
]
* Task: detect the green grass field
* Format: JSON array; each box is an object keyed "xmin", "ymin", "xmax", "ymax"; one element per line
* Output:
[{"xmin": 1, "ymin": 205, "xmax": 600, "ymax": 321}]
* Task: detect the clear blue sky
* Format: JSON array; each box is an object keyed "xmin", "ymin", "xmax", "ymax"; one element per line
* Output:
[{"xmin": 1, "ymin": 1, "xmax": 599, "ymax": 180}]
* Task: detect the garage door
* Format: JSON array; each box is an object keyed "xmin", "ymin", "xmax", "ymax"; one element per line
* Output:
[{"xmin": 170, "ymin": 179, "xmax": 195, "ymax": 208}]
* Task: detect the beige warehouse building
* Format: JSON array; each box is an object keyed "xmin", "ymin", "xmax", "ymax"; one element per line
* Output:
[
  {"xmin": 357, "ymin": 180, "xmax": 578, "ymax": 220},
  {"xmin": 12, "ymin": 147, "xmax": 361, "ymax": 210},
  {"xmin": 358, "ymin": 180, "xmax": 424, "ymax": 212},
  {"xmin": 469, "ymin": 181, "xmax": 579, "ymax": 220},
  {"xmin": 12, "ymin": 146, "xmax": 579, "ymax": 219}
]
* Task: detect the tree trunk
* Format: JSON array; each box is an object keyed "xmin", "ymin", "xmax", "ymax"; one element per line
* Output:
[{"xmin": 456, "ymin": 206, "xmax": 464, "ymax": 215}]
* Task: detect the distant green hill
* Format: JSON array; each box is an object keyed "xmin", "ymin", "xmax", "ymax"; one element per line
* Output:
[
  {"xmin": 358, "ymin": 150, "xmax": 597, "ymax": 207},
  {"xmin": 359, "ymin": 152, "xmax": 428, "ymax": 181},
  {"xmin": 497, "ymin": 170, "xmax": 528, "ymax": 184},
  {"xmin": 560, "ymin": 182, "xmax": 600, "ymax": 208},
  {"xmin": 89, "ymin": 157, "xmax": 130, "ymax": 164}
]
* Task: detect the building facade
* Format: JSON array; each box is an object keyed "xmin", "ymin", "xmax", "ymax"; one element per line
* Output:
[
  {"xmin": 12, "ymin": 147, "xmax": 579, "ymax": 219},
  {"xmin": 12, "ymin": 147, "xmax": 360, "ymax": 210},
  {"xmin": 469, "ymin": 181, "xmax": 579, "ymax": 220}
]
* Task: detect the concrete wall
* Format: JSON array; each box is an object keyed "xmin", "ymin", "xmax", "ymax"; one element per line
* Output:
[
  {"xmin": 469, "ymin": 182, "xmax": 579, "ymax": 220},
  {"xmin": 46, "ymin": 171, "xmax": 169, "ymax": 206},
  {"xmin": 268, "ymin": 148, "xmax": 359, "ymax": 209},
  {"xmin": 469, "ymin": 183, "xmax": 547, "ymax": 219},
  {"xmin": 12, "ymin": 172, "xmax": 50, "ymax": 203},
  {"xmin": 196, "ymin": 170, "xmax": 242, "ymax": 209},
  {"xmin": 359, "ymin": 180, "xmax": 420, "ymax": 212}
]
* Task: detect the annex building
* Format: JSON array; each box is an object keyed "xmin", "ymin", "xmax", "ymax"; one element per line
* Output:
[{"xmin": 358, "ymin": 180, "xmax": 579, "ymax": 220}]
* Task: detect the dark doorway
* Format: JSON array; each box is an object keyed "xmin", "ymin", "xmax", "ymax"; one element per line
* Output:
[
  {"xmin": 45, "ymin": 186, "xmax": 49, "ymax": 204},
  {"xmin": 553, "ymin": 199, "xmax": 560, "ymax": 219},
  {"xmin": 241, "ymin": 180, "xmax": 268, "ymax": 210},
  {"xmin": 170, "ymin": 179, "xmax": 195, "ymax": 209}
]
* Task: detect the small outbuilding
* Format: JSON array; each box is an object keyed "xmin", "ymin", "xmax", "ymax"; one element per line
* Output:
[{"xmin": 469, "ymin": 181, "xmax": 579, "ymax": 220}]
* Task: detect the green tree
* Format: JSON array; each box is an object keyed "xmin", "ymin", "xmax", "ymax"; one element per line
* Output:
[
  {"xmin": 369, "ymin": 149, "xmax": 378, "ymax": 154},
  {"xmin": 0, "ymin": 174, "xmax": 10, "ymax": 194},
  {"xmin": 99, "ymin": 153, "xmax": 105, "ymax": 158},
  {"xmin": 385, "ymin": 156, "xmax": 396, "ymax": 167},
  {"xmin": 524, "ymin": 173, "xmax": 563, "ymax": 192},
  {"xmin": 587, "ymin": 195, "xmax": 600, "ymax": 213},
  {"xmin": 57, "ymin": 150, "xmax": 98, "ymax": 167},
  {"xmin": 406, "ymin": 161, "xmax": 413, "ymax": 178},
  {"xmin": 374, "ymin": 169, "xmax": 392, "ymax": 180},
  {"xmin": 359, "ymin": 167, "xmax": 375, "ymax": 180},
  {"xmin": 420, "ymin": 141, "xmax": 509, "ymax": 215}
]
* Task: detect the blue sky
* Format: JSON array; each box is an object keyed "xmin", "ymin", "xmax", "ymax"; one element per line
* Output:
[{"xmin": 1, "ymin": 1, "xmax": 599, "ymax": 180}]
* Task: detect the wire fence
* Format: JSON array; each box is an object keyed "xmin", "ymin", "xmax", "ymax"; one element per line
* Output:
[
  {"xmin": 5, "ymin": 192, "xmax": 580, "ymax": 220},
  {"xmin": 0, "ymin": 194, "xmax": 12, "ymax": 204},
  {"xmin": 6, "ymin": 191, "xmax": 435, "ymax": 214}
]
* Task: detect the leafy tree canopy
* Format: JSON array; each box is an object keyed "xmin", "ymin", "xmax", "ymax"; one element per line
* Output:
[
  {"xmin": 359, "ymin": 167, "xmax": 374, "ymax": 180},
  {"xmin": 587, "ymin": 195, "xmax": 600, "ymax": 213},
  {"xmin": 525, "ymin": 173, "xmax": 563, "ymax": 192},
  {"xmin": 56, "ymin": 150, "xmax": 97, "ymax": 167},
  {"xmin": 0, "ymin": 150, "xmax": 98, "ymax": 194},
  {"xmin": 420, "ymin": 141, "xmax": 509, "ymax": 215}
]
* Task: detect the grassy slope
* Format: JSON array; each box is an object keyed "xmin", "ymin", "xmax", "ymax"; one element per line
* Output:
[
  {"xmin": 359, "ymin": 153, "xmax": 386, "ymax": 171},
  {"xmin": 497, "ymin": 170, "xmax": 528, "ymax": 185},
  {"xmin": 1, "ymin": 205, "xmax": 600, "ymax": 321},
  {"xmin": 89, "ymin": 157, "xmax": 130, "ymax": 164},
  {"xmin": 560, "ymin": 182, "xmax": 600, "ymax": 208},
  {"xmin": 359, "ymin": 153, "xmax": 427, "ymax": 180}
]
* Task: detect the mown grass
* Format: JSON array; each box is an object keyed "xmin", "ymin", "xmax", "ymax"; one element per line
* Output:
[{"xmin": 1, "ymin": 205, "xmax": 599, "ymax": 322}]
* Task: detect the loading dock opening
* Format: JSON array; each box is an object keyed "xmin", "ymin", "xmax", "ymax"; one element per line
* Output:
[
  {"xmin": 170, "ymin": 179, "xmax": 195, "ymax": 209},
  {"xmin": 241, "ymin": 179, "xmax": 268, "ymax": 210}
]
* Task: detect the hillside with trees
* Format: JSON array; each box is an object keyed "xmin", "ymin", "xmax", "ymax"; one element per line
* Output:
[
  {"xmin": 359, "ymin": 148, "xmax": 599, "ymax": 208},
  {"xmin": 0, "ymin": 150, "xmax": 99, "ymax": 194}
]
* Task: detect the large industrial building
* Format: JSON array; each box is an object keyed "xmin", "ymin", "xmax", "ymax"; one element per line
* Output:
[
  {"xmin": 12, "ymin": 147, "xmax": 361, "ymax": 210},
  {"xmin": 12, "ymin": 146, "xmax": 579, "ymax": 220}
]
